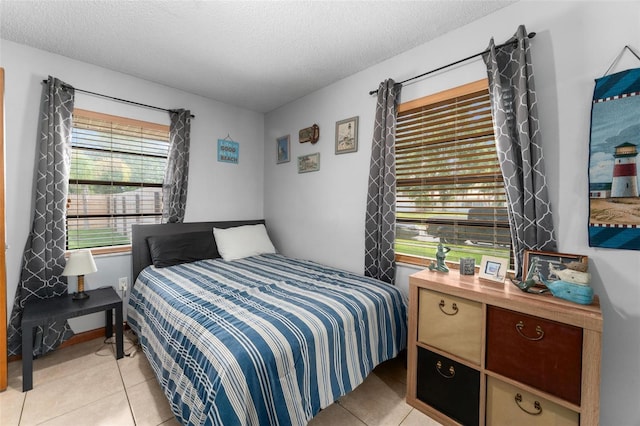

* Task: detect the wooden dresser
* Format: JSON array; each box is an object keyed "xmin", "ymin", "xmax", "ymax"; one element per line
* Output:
[{"xmin": 407, "ymin": 269, "xmax": 603, "ymax": 426}]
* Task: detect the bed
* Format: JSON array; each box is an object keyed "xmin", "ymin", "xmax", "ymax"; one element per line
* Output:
[{"xmin": 127, "ymin": 220, "xmax": 408, "ymax": 425}]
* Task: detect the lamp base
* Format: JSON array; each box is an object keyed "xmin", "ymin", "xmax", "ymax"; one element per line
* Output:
[
  {"xmin": 73, "ymin": 274, "xmax": 90, "ymax": 300},
  {"xmin": 72, "ymin": 291, "xmax": 90, "ymax": 300}
]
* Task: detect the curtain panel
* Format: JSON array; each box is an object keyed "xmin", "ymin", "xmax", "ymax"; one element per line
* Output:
[
  {"xmin": 364, "ymin": 79, "xmax": 402, "ymax": 284},
  {"xmin": 7, "ymin": 77, "xmax": 75, "ymax": 356},
  {"xmin": 162, "ymin": 109, "xmax": 191, "ymax": 223},
  {"xmin": 482, "ymin": 25, "xmax": 557, "ymax": 279}
]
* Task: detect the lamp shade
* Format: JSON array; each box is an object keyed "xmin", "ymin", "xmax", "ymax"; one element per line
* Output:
[{"xmin": 62, "ymin": 250, "xmax": 97, "ymax": 276}]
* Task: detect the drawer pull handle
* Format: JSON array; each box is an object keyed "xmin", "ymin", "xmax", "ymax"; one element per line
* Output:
[
  {"xmin": 438, "ymin": 300, "xmax": 458, "ymax": 316},
  {"xmin": 515, "ymin": 321, "xmax": 544, "ymax": 341},
  {"xmin": 515, "ymin": 393, "xmax": 543, "ymax": 416},
  {"xmin": 435, "ymin": 360, "xmax": 455, "ymax": 379}
]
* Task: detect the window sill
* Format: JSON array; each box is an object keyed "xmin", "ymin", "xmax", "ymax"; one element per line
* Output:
[
  {"xmin": 396, "ymin": 254, "xmax": 460, "ymax": 271},
  {"xmin": 396, "ymin": 254, "xmax": 429, "ymax": 267},
  {"xmin": 396, "ymin": 254, "xmax": 516, "ymax": 280},
  {"xmin": 66, "ymin": 245, "xmax": 131, "ymax": 257}
]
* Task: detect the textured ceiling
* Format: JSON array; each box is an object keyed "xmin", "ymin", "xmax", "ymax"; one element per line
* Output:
[{"xmin": 1, "ymin": 1, "xmax": 514, "ymax": 113}]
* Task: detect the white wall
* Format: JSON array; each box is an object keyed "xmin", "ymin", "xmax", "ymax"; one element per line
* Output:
[
  {"xmin": 264, "ymin": 2, "xmax": 640, "ymax": 424},
  {"xmin": 1, "ymin": 40, "xmax": 265, "ymax": 332}
]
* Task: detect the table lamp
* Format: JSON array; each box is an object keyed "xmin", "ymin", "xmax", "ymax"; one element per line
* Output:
[{"xmin": 62, "ymin": 249, "xmax": 97, "ymax": 300}]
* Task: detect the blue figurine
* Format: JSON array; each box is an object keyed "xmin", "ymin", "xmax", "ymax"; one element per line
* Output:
[
  {"xmin": 429, "ymin": 242, "xmax": 451, "ymax": 273},
  {"xmin": 546, "ymin": 280, "xmax": 594, "ymax": 305}
]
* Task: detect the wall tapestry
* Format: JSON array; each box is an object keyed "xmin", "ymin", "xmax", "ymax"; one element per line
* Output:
[{"xmin": 589, "ymin": 67, "xmax": 640, "ymax": 250}]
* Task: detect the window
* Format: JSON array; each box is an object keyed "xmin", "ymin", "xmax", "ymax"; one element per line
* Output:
[
  {"xmin": 67, "ymin": 109, "xmax": 169, "ymax": 252},
  {"xmin": 395, "ymin": 79, "xmax": 512, "ymax": 267}
]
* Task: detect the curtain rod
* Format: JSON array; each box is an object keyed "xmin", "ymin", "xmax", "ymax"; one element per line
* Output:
[
  {"xmin": 42, "ymin": 80, "xmax": 195, "ymax": 118},
  {"xmin": 368, "ymin": 32, "xmax": 536, "ymax": 96}
]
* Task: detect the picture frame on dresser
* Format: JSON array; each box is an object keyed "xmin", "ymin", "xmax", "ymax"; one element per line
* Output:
[
  {"xmin": 522, "ymin": 250, "xmax": 588, "ymax": 285},
  {"xmin": 479, "ymin": 255, "xmax": 508, "ymax": 283}
]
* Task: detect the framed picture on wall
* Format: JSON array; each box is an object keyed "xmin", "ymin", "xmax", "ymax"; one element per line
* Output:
[
  {"xmin": 276, "ymin": 134, "xmax": 290, "ymax": 164},
  {"xmin": 335, "ymin": 116, "xmax": 358, "ymax": 154},
  {"xmin": 298, "ymin": 152, "xmax": 320, "ymax": 173}
]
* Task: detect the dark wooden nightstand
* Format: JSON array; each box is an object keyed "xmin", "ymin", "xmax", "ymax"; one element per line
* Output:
[{"xmin": 21, "ymin": 287, "xmax": 123, "ymax": 391}]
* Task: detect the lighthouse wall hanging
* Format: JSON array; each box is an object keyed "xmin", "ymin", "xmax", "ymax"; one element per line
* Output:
[{"xmin": 588, "ymin": 66, "xmax": 640, "ymax": 250}]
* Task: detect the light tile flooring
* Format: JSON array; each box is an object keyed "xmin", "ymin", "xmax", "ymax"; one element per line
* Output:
[{"xmin": 1, "ymin": 336, "xmax": 441, "ymax": 426}]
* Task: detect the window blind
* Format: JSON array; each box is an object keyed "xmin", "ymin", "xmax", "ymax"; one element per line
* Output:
[
  {"xmin": 67, "ymin": 109, "xmax": 169, "ymax": 250},
  {"xmin": 395, "ymin": 79, "xmax": 512, "ymax": 265}
]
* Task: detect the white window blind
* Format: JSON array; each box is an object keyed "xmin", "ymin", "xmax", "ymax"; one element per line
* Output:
[
  {"xmin": 67, "ymin": 109, "xmax": 169, "ymax": 250},
  {"xmin": 395, "ymin": 79, "xmax": 512, "ymax": 266}
]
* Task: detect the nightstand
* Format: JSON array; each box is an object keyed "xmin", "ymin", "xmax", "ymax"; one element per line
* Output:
[{"xmin": 21, "ymin": 287, "xmax": 124, "ymax": 391}]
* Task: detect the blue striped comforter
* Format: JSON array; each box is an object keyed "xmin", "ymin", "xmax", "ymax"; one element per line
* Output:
[{"xmin": 127, "ymin": 254, "xmax": 407, "ymax": 425}]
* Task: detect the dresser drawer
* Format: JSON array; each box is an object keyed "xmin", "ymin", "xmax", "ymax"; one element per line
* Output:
[
  {"xmin": 486, "ymin": 306, "xmax": 583, "ymax": 405},
  {"xmin": 418, "ymin": 289, "xmax": 483, "ymax": 364},
  {"xmin": 486, "ymin": 376, "xmax": 579, "ymax": 426},
  {"xmin": 417, "ymin": 347, "xmax": 480, "ymax": 425}
]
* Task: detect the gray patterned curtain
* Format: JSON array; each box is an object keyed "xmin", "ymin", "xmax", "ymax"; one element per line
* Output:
[
  {"xmin": 364, "ymin": 79, "xmax": 402, "ymax": 284},
  {"xmin": 482, "ymin": 25, "xmax": 557, "ymax": 279},
  {"xmin": 7, "ymin": 76, "xmax": 75, "ymax": 356},
  {"xmin": 162, "ymin": 109, "xmax": 191, "ymax": 223}
]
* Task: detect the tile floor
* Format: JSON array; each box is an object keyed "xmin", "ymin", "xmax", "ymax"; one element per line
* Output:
[{"xmin": 1, "ymin": 336, "xmax": 441, "ymax": 426}]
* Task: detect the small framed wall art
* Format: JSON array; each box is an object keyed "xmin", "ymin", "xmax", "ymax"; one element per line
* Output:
[
  {"xmin": 479, "ymin": 255, "xmax": 508, "ymax": 283},
  {"xmin": 298, "ymin": 152, "xmax": 320, "ymax": 173},
  {"xmin": 276, "ymin": 134, "xmax": 290, "ymax": 164},
  {"xmin": 335, "ymin": 116, "xmax": 358, "ymax": 154},
  {"xmin": 217, "ymin": 138, "xmax": 239, "ymax": 164}
]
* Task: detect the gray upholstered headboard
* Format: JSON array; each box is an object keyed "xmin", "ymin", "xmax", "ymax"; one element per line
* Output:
[{"xmin": 131, "ymin": 219, "xmax": 265, "ymax": 282}]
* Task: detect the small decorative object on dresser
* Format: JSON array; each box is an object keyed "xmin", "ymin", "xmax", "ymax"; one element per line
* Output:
[
  {"xmin": 428, "ymin": 242, "xmax": 451, "ymax": 273},
  {"xmin": 299, "ymin": 124, "xmax": 320, "ymax": 144},
  {"xmin": 523, "ymin": 250, "xmax": 588, "ymax": 285},
  {"xmin": 276, "ymin": 134, "xmax": 290, "ymax": 163},
  {"xmin": 459, "ymin": 257, "xmax": 476, "ymax": 275},
  {"xmin": 297, "ymin": 152, "xmax": 320, "ymax": 173},
  {"xmin": 546, "ymin": 280, "xmax": 595, "ymax": 305},
  {"xmin": 335, "ymin": 116, "xmax": 358, "ymax": 154},
  {"xmin": 479, "ymin": 255, "xmax": 508, "ymax": 283},
  {"xmin": 524, "ymin": 250, "xmax": 594, "ymax": 305}
]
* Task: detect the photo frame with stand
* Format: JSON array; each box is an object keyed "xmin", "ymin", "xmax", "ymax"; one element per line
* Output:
[{"xmin": 479, "ymin": 255, "xmax": 508, "ymax": 283}]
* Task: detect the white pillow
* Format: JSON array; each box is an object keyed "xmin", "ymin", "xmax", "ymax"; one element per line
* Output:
[{"xmin": 213, "ymin": 224, "xmax": 276, "ymax": 261}]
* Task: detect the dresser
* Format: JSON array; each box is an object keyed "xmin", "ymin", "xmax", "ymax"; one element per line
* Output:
[{"xmin": 407, "ymin": 269, "xmax": 603, "ymax": 426}]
